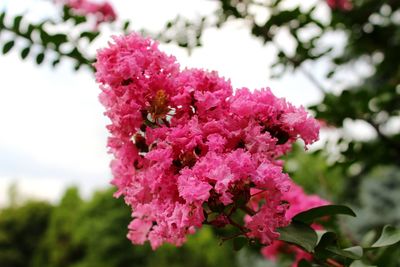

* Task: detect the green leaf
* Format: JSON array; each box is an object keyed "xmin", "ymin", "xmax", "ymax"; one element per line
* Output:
[
  {"xmin": 371, "ymin": 225, "xmax": 400, "ymax": 248},
  {"xmin": 293, "ymin": 205, "xmax": 356, "ymax": 224},
  {"xmin": 39, "ymin": 29, "xmax": 51, "ymax": 46},
  {"xmin": 52, "ymin": 58, "xmax": 61, "ymax": 67},
  {"xmin": 20, "ymin": 46, "xmax": 30, "ymax": 59},
  {"xmin": 326, "ymin": 245, "xmax": 363, "ymax": 260},
  {"xmin": 22, "ymin": 24, "xmax": 35, "ymax": 40},
  {"xmin": 232, "ymin": 237, "xmax": 247, "ymax": 251},
  {"xmin": 72, "ymin": 15, "xmax": 86, "ymax": 25},
  {"xmin": 349, "ymin": 260, "xmax": 376, "ymax": 267},
  {"xmin": 36, "ymin": 53, "xmax": 45, "ymax": 65},
  {"xmin": 51, "ymin": 33, "xmax": 68, "ymax": 47},
  {"xmin": 2, "ymin": 40, "xmax": 15, "ymax": 54},
  {"xmin": 80, "ymin": 31, "xmax": 100, "ymax": 42},
  {"xmin": 13, "ymin": 15, "xmax": 23, "ymax": 32},
  {"xmin": 314, "ymin": 231, "xmax": 338, "ymax": 260},
  {"xmin": 123, "ymin": 20, "xmax": 130, "ymax": 31},
  {"xmin": 277, "ymin": 221, "xmax": 318, "ymax": 252},
  {"xmin": 0, "ymin": 12, "xmax": 5, "ymax": 27},
  {"xmin": 298, "ymin": 259, "xmax": 313, "ymax": 267}
]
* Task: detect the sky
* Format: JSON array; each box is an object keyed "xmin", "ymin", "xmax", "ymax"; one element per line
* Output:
[{"xmin": 0, "ymin": 0, "xmax": 335, "ymax": 205}]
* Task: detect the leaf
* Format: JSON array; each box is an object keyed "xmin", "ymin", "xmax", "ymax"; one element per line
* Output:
[
  {"xmin": 298, "ymin": 259, "xmax": 313, "ymax": 267},
  {"xmin": 326, "ymin": 245, "xmax": 363, "ymax": 260},
  {"xmin": 20, "ymin": 46, "xmax": 30, "ymax": 59},
  {"xmin": 39, "ymin": 29, "xmax": 51, "ymax": 46},
  {"xmin": 371, "ymin": 225, "xmax": 400, "ymax": 248},
  {"xmin": 123, "ymin": 20, "xmax": 130, "ymax": 31},
  {"xmin": 2, "ymin": 40, "xmax": 15, "ymax": 54},
  {"xmin": 0, "ymin": 12, "xmax": 6, "ymax": 27},
  {"xmin": 80, "ymin": 31, "xmax": 100, "ymax": 42},
  {"xmin": 350, "ymin": 260, "xmax": 376, "ymax": 267},
  {"xmin": 72, "ymin": 15, "xmax": 86, "ymax": 25},
  {"xmin": 51, "ymin": 33, "xmax": 68, "ymax": 47},
  {"xmin": 52, "ymin": 58, "xmax": 61, "ymax": 67},
  {"xmin": 277, "ymin": 221, "xmax": 318, "ymax": 252},
  {"xmin": 314, "ymin": 231, "xmax": 338, "ymax": 260},
  {"xmin": 232, "ymin": 237, "xmax": 247, "ymax": 251},
  {"xmin": 36, "ymin": 53, "xmax": 45, "ymax": 65},
  {"xmin": 13, "ymin": 15, "xmax": 23, "ymax": 32},
  {"xmin": 293, "ymin": 205, "xmax": 356, "ymax": 224}
]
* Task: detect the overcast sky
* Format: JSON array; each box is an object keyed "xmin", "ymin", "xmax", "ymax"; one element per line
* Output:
[{"xmin": 0, "ymin": 0, "xmax": 331, "ymax": 205}]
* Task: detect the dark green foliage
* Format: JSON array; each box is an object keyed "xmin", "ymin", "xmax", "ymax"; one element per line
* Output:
[
  {"xmin": 2, "ymin": 40, "xmax": 15, "ymax": 54},
  {"xmin": 293, "ymin": 205, "xmax": 356, "ymax": 224},
  {"xmin": 0, "ymin": 9, "xmax": 97, "ymax": 70},
  {"xmin": 278, "ymin": 221, "xmax": 318, "ymax": 252},
  {"xmin": 0, "ymin": 187, "xmax": 237, "ymax": 267},
  {"xmin": 0, "ymin": 201, "xmax": 52, "ymax": 267}
]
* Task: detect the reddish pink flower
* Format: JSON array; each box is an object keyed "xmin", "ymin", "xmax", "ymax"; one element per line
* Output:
[
  {"xmin": 95, "ymin": 33, "xmax": 322, "ymax": 250},
  {"xmin": 58, "ymin": 0, "xmax": 117, "ymax": 23},
  {"xmin": 326, "ymin": 0, "xmax": 352, "ymax": 11},
  {"xmin": 261, "ymin": 182, "xmax": 329, "ymax": 266}
]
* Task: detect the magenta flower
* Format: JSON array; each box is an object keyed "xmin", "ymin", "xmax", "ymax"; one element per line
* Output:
[
  {"xmin": 326, "ymin": 0, "xmax": 352, "ymax": 11},
  {"xmin": 261, "ymin": 182, "xmax": 329, "ymax": 266},
  {"xmin": 57, "ymin": 0, "xmax": 117, "ymax": 24},
  {"xmin": 96, "ymin": 33, "xmax": 322, "ymax": 250}
]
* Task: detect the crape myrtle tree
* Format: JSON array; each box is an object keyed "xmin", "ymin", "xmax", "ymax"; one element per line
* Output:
[{"xmin": 1, "ymin": 0, "xmax": 400, "ymax": 266}]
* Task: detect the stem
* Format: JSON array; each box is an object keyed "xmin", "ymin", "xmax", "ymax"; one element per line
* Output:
[
  {"xmin": 299, "ymin": 65, "xmax": 327, "ymax": 94},
  {"xmin": 219, "ymin": 232, "xmax": 244, "ymax": 245},
  {"xmin": 250, "ymin": 189, "xmax": 267, "ymax": 198},
  {"xmin": 326, "ymin": 258, "xmax": 344, "ymax": 267},
  {"xmin": 365, "ymin": 118, "xmax": 400, "ymax": 151},
  {"xmin": 273, "ymin": 42, "xmax": 327, "ymax": 94},
  {"xmin": 2, "ymin": 23, "xmax": 93, "ymax": 68},
  {"xmin": 226, "ymin": 216, "xmax": 249, "ymax": 234},
  {"xmin": 240, "ymin": 205, "xmax": 256, "ymax": 216}
]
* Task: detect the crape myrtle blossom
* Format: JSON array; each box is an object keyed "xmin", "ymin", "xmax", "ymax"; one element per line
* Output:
[
  {"xmin": 260, "ymin": 182, "xmax": 329, "ymax": 267},
  {"xmin": 95, "ymin": 33, "xmax": 322, "ymax": 250},
  {"xmin": 56, "ymin": 0, "xmax": 117, "ymax": 24},
  {"xmin": 326, "ymin": 0, "xmax": 353, "ymax": 11}
]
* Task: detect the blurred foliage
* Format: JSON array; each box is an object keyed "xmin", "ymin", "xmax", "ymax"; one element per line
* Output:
[
  {"xmin": 0, "ymin": 201, "xmax": 52, "ymax": 267},
  {"xmin": 0, "ymin": 187, "xmax": 238, "ymax": 267}
]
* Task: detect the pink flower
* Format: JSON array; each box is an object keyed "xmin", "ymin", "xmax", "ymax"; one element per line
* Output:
[
  {"xmin": 96, "ymin": 32, "xmax": 322, "ymax": 250},
  {"xmin": 326, "ymin": 0, "xmax": 352, "ymax": 11},
  {"xmin": 57, "ymin": 0, "xmax": 117, "ymax": 24},
  {"xmin": 261, "ymin": 182, "xmax": 330, "ymax": 266}
]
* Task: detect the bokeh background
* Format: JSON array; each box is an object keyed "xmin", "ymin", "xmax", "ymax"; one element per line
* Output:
[{"xmin": 1, "ymin": 0, "xmax": 399, "ymax": 266}]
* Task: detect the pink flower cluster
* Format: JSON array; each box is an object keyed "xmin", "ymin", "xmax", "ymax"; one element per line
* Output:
[
  {"xmin": 261, "ymin": 182, "xmax": 329, "ymax": 267},
  {"xmin": 59, "ymin": 0, "xmax": 117, "ymax": 23},
  {"xmin": 95, "ymin": 33, "xmax": 320, "ymax": 250},
  {"xmin": 326, "ymin": 0, "xmax": 352, "ymax": 11}
]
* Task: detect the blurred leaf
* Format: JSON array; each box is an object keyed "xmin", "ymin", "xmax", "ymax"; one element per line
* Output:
[
  {"xmin": 123, "ymin": 20, "xmax": 130, "ymax": 31},
  {"xmin": 326, "ymin": 245, "xmax": 363, "ymax": 260},
  {"xmin": 298, "ymin": 259, "xmax": 313, "ymax": 267},
  {"xmin": 277, "ymin": 221, "xmax": 318, "ymax": 252},
  {"xmin": 293, "ymin": 205, "xmax": 356, "ymax": 224},
  {"xmin": 72, "ymin": 15, "xmax": 86, "ymax": 25},
  {"xmin": 232, "ymin": 237, "xmax": 247, "ymax": 251},
  {"xmin": 51, "ymin": 33, "xmax": 68, "ymax": 47},
  {"xmin": 12, "ymin": 15, "xmax": 22, "ymax": 32},
  {"xmin": 2, "ymin": 40, "xmax": 15, "ymax": 54},
  {"xmin": 36, "ymin": 53, "xmax": 45, "ymax": 65},
  {"xmin": 20, "ymin": 46, "xmax": 30, "ymax": 59},
  {"xmin": 80, "ymin": 31, "xmax": 100, "ymax": 42},
  {"xmin": 0, "ymin": 12, "xmax": 5, "ymax": 27},
  {"xmin": 350, "ymin": 260, "xmax": 376, "ymax": 267},
  {"xmin": 371, "ymin": 225, "xmax": 400, "ymax": 248},
  {"xmin": 52, "ymin": 58, "xmax": 61, "ymax": 67}
]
